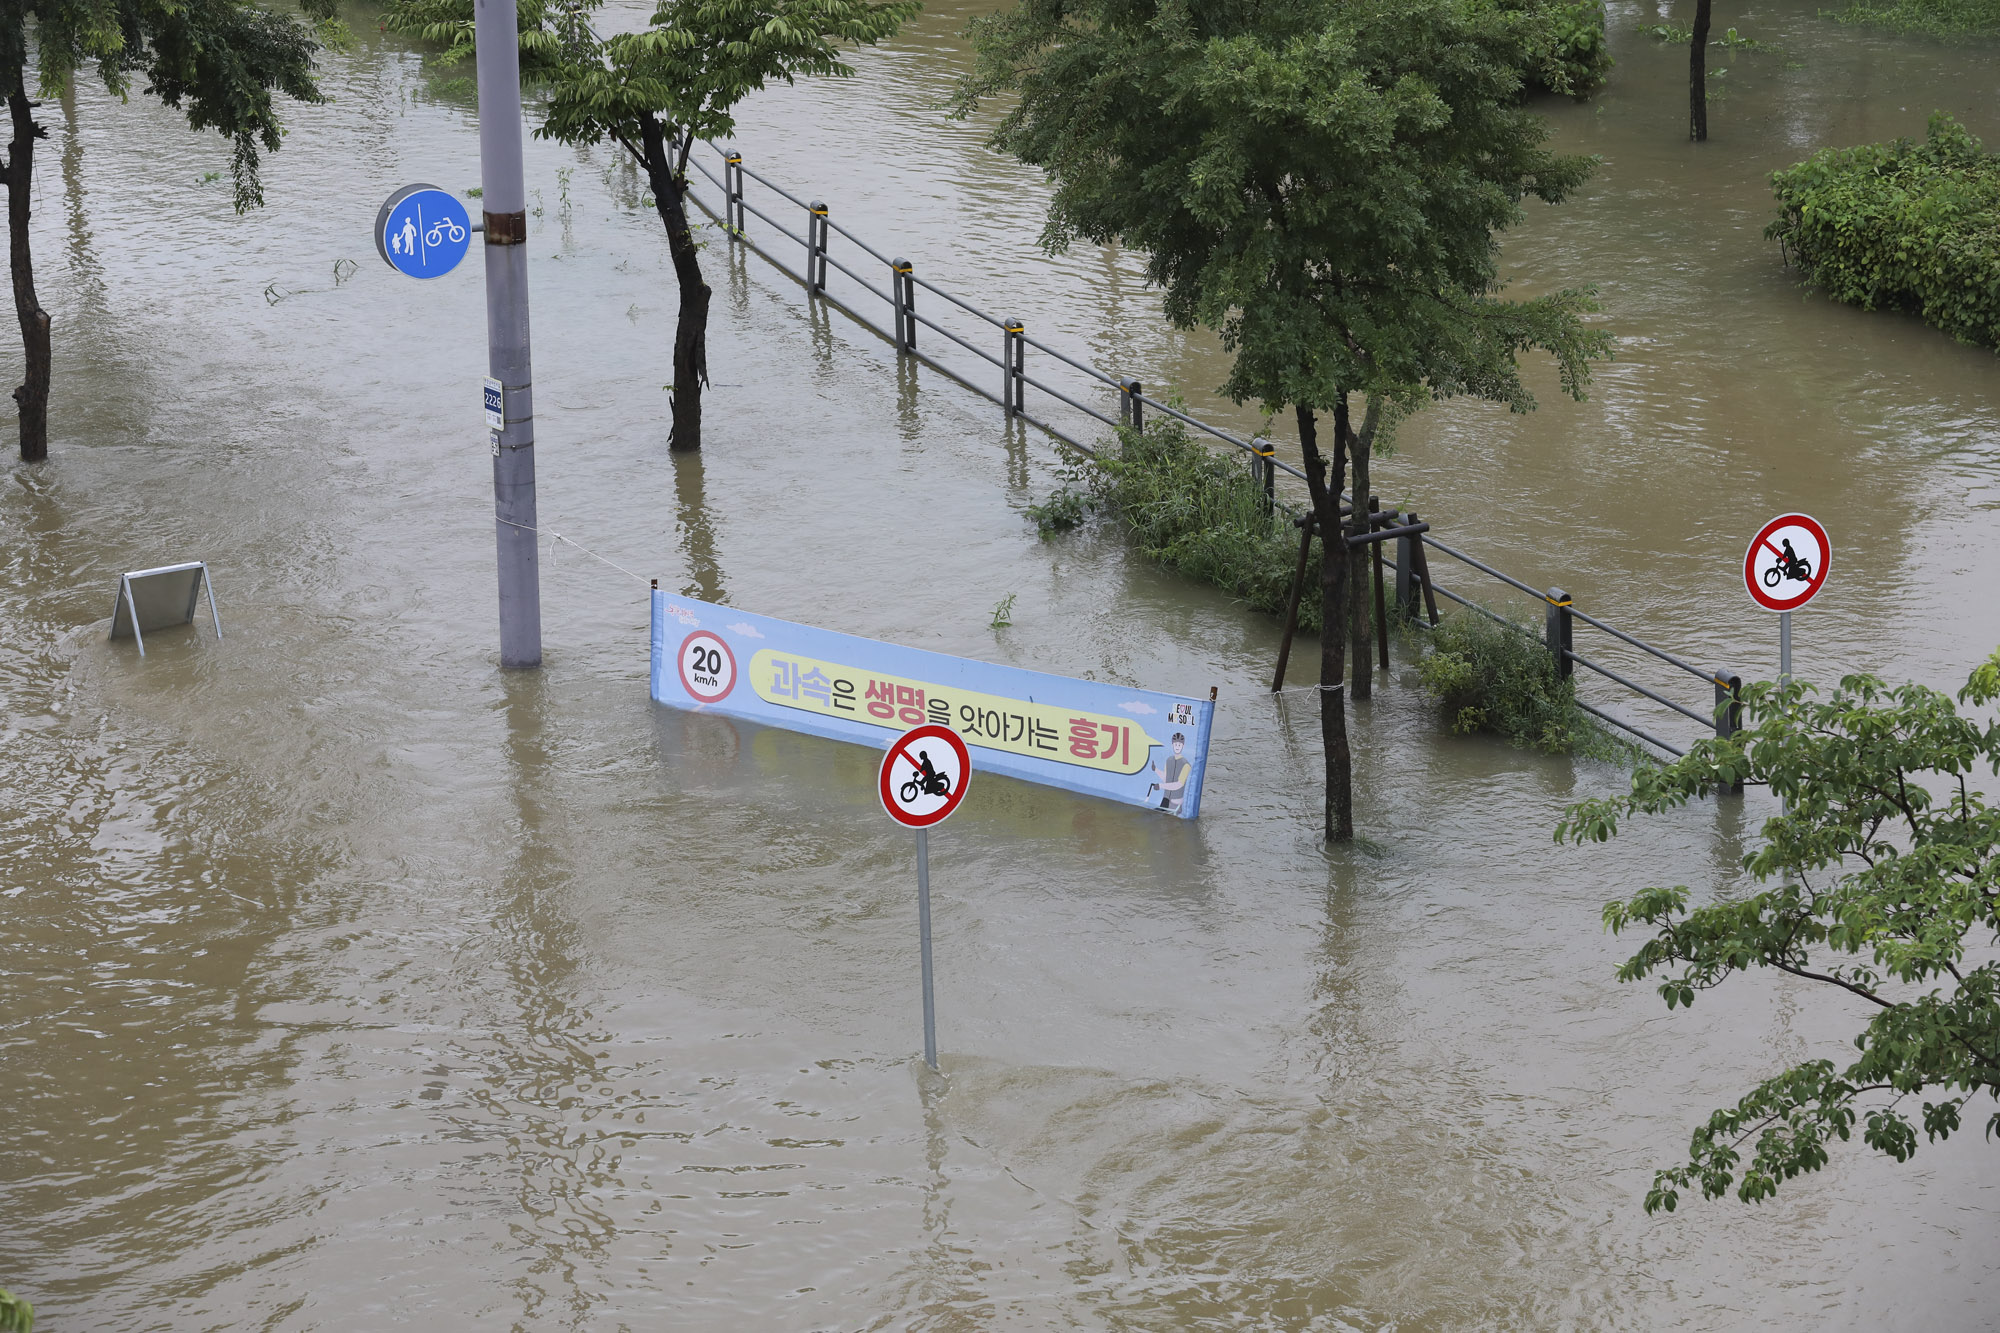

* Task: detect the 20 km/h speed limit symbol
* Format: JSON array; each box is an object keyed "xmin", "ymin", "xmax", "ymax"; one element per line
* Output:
[
  {"xmin": 677, "ymin": 630, "xmax": 737, "ymax": 704},
  {"xmin": 879, "ymin": 724, "xmax": 973, "ymax": 1073},
  {"xmin": 1744, "ymin": 513, "xmax": 1831, "ymax": 613}
]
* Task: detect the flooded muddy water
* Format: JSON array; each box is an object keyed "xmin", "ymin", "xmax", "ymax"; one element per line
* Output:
[{"xmin": 1, "ymin": 1, "xmax": 1996, "ymax": 1328}]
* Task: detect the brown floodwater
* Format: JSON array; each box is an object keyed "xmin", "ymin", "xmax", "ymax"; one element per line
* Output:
[{"xmin": 2, "ymin": 0, "xmax": 1996, "ymax": 1328}]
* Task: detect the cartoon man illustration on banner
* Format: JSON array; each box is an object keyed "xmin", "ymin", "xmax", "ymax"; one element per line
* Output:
[{"xmin": 1151, "ymin": 732, "xmax": 1193, "ymax": 814}]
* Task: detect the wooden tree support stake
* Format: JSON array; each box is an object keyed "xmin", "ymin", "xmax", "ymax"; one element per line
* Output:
[{"xmin": 1271, "ymin": 515, "xmax": 1316, "ymax": 693}]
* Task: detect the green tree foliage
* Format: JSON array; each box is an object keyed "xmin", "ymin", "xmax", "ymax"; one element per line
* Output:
[
  {"xmin": 1768, "ymin": 114, "xmax": 2000, "ymax": 353},
  {"xmin": 2, "ymin": 0, "xmax": 328, "ymax": 461},
  {"xmin": 1416, "ymin": 608, "xmax": 1628, "ymax": 757},
  {"xmin": 385, "ymin": 0, "xmax": 916, "ymax": 453},
  {"xmin": 0, "ymin": 1287, "xmax": 30, "ymax": 1333},
  {"xmin": 959, "ymin": 0, "xmax": 1609, "ymax": 840},
  {"xmin": 1558, "ymin": 653, "xmax": 2000, "ymax": 1211}
]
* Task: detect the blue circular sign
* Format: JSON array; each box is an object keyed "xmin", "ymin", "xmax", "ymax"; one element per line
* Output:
[{"xmin": 375, "ymin": 184, "xmax": 472, "ymax": 279}]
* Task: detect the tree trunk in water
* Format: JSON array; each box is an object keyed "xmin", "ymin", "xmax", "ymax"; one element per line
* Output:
[
  {"xmin": 1296, "ymin": 400, "xmax": 1353, "ymax": 842},
  {"xmin": 7, "ymin": 72, "xmax": 49, "ymax": 463},
  {"xmin": 1347, "ymin": 427, "xmax": 1372, "ymax": 700},
  {"xmin": 1689, "ymin": 0, "xmax": 1711, "ymax": 142},
  {"xmin": 642, "ymin": 117, "xmax": 710, "ymax": 452}
]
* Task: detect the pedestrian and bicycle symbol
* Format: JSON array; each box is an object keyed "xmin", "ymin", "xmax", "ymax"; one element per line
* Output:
[
  {"xmin": 879, "ymin": 724, "xmax": 970, "ymax": 829},
  {"xmin": 375, "ymin": 184, "xmax": 473, "ymax": 279},
  {"xmin": 1744, "ymin": 513, "xmax": 1830, "ymax": 612}
]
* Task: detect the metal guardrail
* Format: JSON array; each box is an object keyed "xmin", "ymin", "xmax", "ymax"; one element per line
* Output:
[{"xmin": 687, "ymin": 146, "xmax": 1747, "ymax": 759}]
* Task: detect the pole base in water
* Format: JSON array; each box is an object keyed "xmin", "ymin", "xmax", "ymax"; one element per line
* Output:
[{"xmin": 916, "ymin": 827, "xmax": 937, "ymax": 1071}]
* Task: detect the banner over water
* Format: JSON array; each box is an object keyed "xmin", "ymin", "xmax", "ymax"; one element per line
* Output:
[{"xmin": 649, "ymin": 590, "xmax": 1214, "ymax": 817}]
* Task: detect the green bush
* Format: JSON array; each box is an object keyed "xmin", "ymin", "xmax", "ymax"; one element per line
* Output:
[
  {"xmin": 1415, "ymin": 608, "xmax": 1631, "ymax": 759},
  {"xmin": 1471, "ymin": 0, "xmax": 1612, "ymax": 97},
  {"xmin": 1028, "ymin": 420, "xmax": 1327, "ymax": 632},
  {"xmin": 1767, "ymin": 114, "xmax": 2000, "ymax": 352},
  {"xmin": 1, "ymin": 1288, "xmax": 32, "ymax": 1333},
  {"xmin": 1832, "ymin": 0, "xmax": 2000, "ymax": 37}
]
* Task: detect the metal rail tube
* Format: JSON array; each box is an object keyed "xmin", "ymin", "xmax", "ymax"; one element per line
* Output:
[
  {"xmin": 1419, "ymin": 536, "xmax": 1548, "ymax": 600},
  {"xmin": 1016, "ymin": 372, "xmax": 1124, "ymax": 430},
  {"xmin": 1573, "ymin": 697, "xmax": 1687, "ymax": 756},
  {"xmin": 906, "ymin": 273, "xmax": 1008, "ymax": 328},
  {"xmin": 732, "ymin": 195, "xmax": 808, "ymax": 246},
  {"xmin": 1133, "ymin": 393, "xmax": 1311, "ymax": 481},
  {"xmin": 1018, "ymin": 333, "xmax": 1126, "ymax": 389},
  {"xmin": 1565, "ymin": 650, "xmax": 1715, "ymax": 727},
  {"xmin": 731, "ymin": 160, "xmax": 814, "ymax": 210},
  {"xmin": 821, "ymin": 216, "xmax": 897, "ymax": 267},
  {"xmin": 1570, "ymin": 605, "xmax": 1716, "ymax": 683},
  {"xmin": 1015, "ymin": 409, "xmax": 1093, "ymax": 455},
  {"xmin": 909, "ymin": 309, "xmax": 1007, "ymax": 368},
  {"xmin": 818, "ymin": 250, "xmax": 895, "ymax": 305}
]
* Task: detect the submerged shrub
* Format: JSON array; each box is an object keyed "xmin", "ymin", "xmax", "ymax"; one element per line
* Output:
[
  {"xmin": 1416, "ymin": 609, "xmax": 1632, "ymax": 759},
  {"xmin": 1768, "ymin": 114, "xmax": 2000, "ymax": 352},
  {"xmin": 1459, "ymin": 0, "xmax": 1611, "ymax": 97},
  {"xmin": 1029, "ymin": 420, "xmax": 1326, "ymax": 632},
  {"xmin": 1505, "ymin": 0, "xmax": 1613, "ymax": 97}
]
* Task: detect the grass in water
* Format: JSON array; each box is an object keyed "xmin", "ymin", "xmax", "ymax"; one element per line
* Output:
[
  {"xmin": 1414, "ymin": 609, "xmax": 1635, "ymax": 760},
  {"xmin": 1832, "ymin": 0, "xmax": 2000, "ymax": 36},
  {"xmin": 1027, "ymin": 420, "xmax": 1325, "ymax": 633}
]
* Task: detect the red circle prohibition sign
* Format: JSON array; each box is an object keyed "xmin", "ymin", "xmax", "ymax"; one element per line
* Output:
[
  {"xmin": 1743, "ymin": 513, "xmax": 1831, "ymax": 612},
  {"xmin": 878, "ymin": 724, "xmax": 972, "ymax": 828},
  {"xmin": 677, "ymin": 630, "xmax": 738, "ymax": 702}
]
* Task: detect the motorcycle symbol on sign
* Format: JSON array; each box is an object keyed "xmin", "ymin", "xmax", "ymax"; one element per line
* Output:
[
  {"xmin": 1762, "ymin": 537, "xmax": 1812, "ymax": 588},
  {"xmin": 899, "ymin": 751, "xmax": 952, "ymax": 805}
]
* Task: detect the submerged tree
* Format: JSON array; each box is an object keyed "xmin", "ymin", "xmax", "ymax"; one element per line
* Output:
[
  {"xmin": 960, "ymin": 0, "xmax": 1609, "ymax": 840},
  {"xmin": 387, "ymin": 0, "xmax": 916, "ymax": 452},
  {"xmin": 1690, "ymin": 0, "xmax": 1712, "ymax": 140},
  {"xmin": 2, "ymin": 0, "xmax": 329, "ymax": 462},
  {"xmin": 1560, "ymin": 654, "xmax": 2000, "ymax": 1209}
]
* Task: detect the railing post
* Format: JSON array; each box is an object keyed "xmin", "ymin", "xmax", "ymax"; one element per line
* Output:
[
  {"xmin": 1712, "ymin": 667, "xmax": 1744, "ymax": 792},
  {"xmin": 892, "ymin": 257, "xmax": 915, "ymax": 353},
  {"xmin": 725, "ymin": 152, "xmax": 743, "ymax": 234},
  {"xmin": 1405, "ymin": 513, "xmax": 1440, "ymax": 626},
  {"xmin": 1711, "ymin": 669, "xmax": 1743, "ymax": 739},
  {"xmin": 1369, "ymin": 496, "xmax": 1390, "ymax": 671},
  {"xmin": 1003, "ymin": 319, "xmax": 1025, "ymax": 416},
  {"xmin": 1544, "ymin": 588, "xmax": 1574, "ymax": 680},
  {"xmin": 1120, "ymin": 378, "xmax": 1143, "ymax": 435},
  {"xmin": 807, "ymin": 201, "xmax": 828, "ymax": 294},
  {"xmin": 1395, "ymin": 518, "xmax": 1419, "ymax": 621}
]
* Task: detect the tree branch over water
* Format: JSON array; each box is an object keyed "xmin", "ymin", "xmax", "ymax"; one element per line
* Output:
[{"xmin": 1560, "ymin": 652, "xmax": 2000, "ymax": 1210}]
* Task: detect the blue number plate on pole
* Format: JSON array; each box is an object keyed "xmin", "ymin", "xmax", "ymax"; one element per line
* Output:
[{"xmin": 375, "ymin": 184, "xmax": 473, "ymax": 279}]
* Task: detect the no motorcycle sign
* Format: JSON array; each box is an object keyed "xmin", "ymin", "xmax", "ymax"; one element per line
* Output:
[{"xmin": 1743, "ymin": 514, "xmax": 1830, "ymax": 613}]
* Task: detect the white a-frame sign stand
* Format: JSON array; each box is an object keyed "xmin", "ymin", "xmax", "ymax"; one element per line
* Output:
[{"xmin": 110, "ymin": 562, "xmax": 223, "ymax": 657}]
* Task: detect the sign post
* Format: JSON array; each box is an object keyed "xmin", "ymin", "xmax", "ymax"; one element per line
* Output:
[
  {"xmin": 878, "ymin": 723, "xmax": 972, "ymax": 1070},
  {"xmin": 374, "ymin": 133, "xmax": 540, "ymax": 670},
  {"xmin": 1744, "ymin": 513, "xmax": 1831, "ymax": 685},
  {"xmin": 475, "ymin": 0, "xmax": 541, "ymax": 669}
]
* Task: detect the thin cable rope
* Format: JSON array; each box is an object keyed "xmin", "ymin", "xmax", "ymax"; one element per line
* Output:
[{"xmin": 496, "ymin": 517, "xmax": 650, "ymax": 585}]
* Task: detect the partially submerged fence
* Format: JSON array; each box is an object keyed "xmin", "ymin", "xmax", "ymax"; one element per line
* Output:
[{"xmin": 686, "ymin": 146, "xmax": 1744, "ymax": 759}]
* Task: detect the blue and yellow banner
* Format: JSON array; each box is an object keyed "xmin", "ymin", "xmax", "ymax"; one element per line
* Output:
[{"xmin": 649, "ymin": 590, "xmax": 1214, "ymax": 817}]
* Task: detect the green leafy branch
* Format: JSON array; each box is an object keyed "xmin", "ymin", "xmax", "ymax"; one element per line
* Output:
[{"xmin": 1560, "ymin": 652, "xmax": 2000, "ymax": 1211}]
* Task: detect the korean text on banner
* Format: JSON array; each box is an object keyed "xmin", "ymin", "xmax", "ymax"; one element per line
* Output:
[{"xmin": 649, "ymin": 590, "xmax": 1215, "ymax": 817}]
